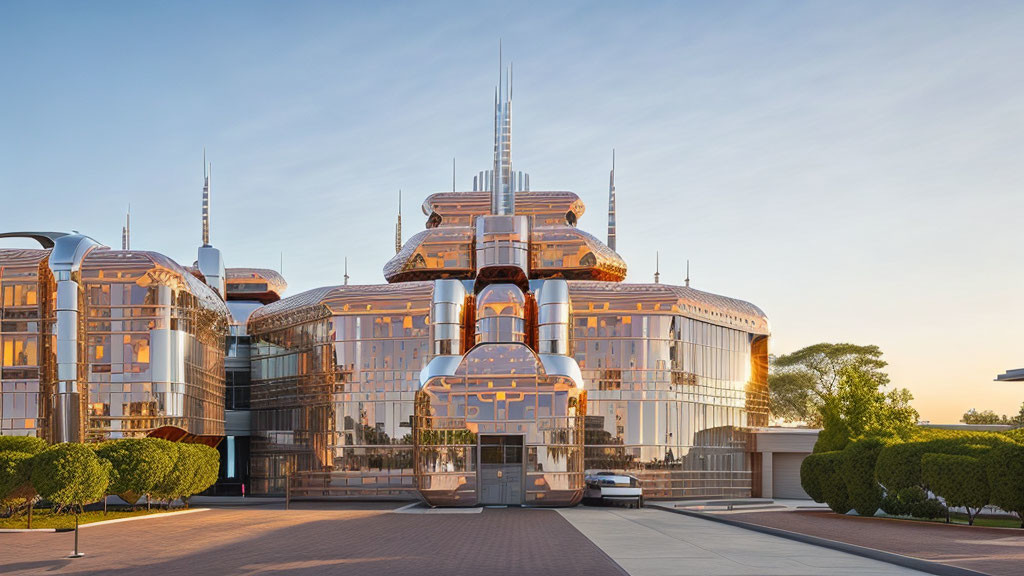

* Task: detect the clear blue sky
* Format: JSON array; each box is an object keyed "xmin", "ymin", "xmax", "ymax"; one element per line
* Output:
[{"xmin": 2, "ymin": 1, "xmax": 1023, "ymax": 423}]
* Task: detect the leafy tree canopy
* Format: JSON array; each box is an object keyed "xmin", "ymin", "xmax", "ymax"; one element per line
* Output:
[
  {"xmin": 961, "ymin": 403, "xmax": 1024, "ymax": 427},
  {"xmin": 770, "ymin": 343, "xmax": 890, "ymax": 424},
  {"xmin": 0, "ymin": 451, "xmax": 35, "ymax": 503},
  {"xmin": 0, "ymin": 436, "xmax": 47, "ymax": 455},
  {"xmin": 770, "ymin": 343, "xmax": 917, "ymax": 446},
  {"xmin": 31, "ymin": 443, "xmax": 109, "ymax": 509},
  {"xmin": 95, "ymin": 438, "xmax": 175, "ymax": 504}
]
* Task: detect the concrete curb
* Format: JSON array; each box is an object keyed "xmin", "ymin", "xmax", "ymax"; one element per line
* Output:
[
  {"xmin": 0, "ymin": 508, "xmax": 209, "ymax": 533},
  {"xmin": 648, "ymin": 504, "xmax": 988, "ymax": 576}
]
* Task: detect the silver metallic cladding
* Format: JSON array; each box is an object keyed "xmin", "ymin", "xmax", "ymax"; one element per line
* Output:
[
  {"xmin": 535, "ymin": 279, "xmax": 570, "ymax": 355},
  {"xmin": 430, "ymin": 279, "xmax": 466, "ymax": 356},
  {"xmin": 49, "ymin": 233, "xmax": 104, "ymax": 442}
]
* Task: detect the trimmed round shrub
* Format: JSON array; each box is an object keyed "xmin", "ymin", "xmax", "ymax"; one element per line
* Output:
[
  {"xmin": 985, "ymin": 442, "xmax": 1024, "ymax": 527},
  {"xmin": 31, "ymin": 443, "xmax": 109, "ymax": 510},
  {"xmin": 0, "ymin": 436, "xmax": 47, "ymax": 455},
  {"xmin": 841, "ymin": 437, "xmax": 884, "ymax": 516},
  {"xmin": 999, "ymin": 428, "xmax": 1024, "ymax": 444},
  {"xmin": 800, "ymin": 453, "xmax": 828, "ymax": 502},
  {"xmin": 0, "ymin": 451, "xmax": 36, "ymax": 506},
  {"xmin": 802, "ymin": 451, "xmax": 850, "ymax": 513},
  {"xmin": 95, "ymin": 438, "xmax": 175, "ymax": 505},
  {"xmin": 909, "ymin": 494, "xmax": 948, "ymax": 520},
  {"xmin": 881, "ymin": 486, "xmax": 946, "ymax": 519},
  {"xmin": 922, "ymin": 453, "xmax": 989, "ymax": 525},
  {"xmin": 876, "ymin": 430, "xmax": 1010, "ymax": 492},
  {"xmin": 152, "ymin": 443, "xmax": 219, "ymax": 506}
]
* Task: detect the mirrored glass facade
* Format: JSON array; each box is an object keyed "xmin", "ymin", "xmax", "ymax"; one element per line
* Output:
[
  {"xmin": 247, "ymin": 283, "xmax": 432, "ymax": 495},
  {"xmin": 0, "ymin": 249, "xmax": 53, "ymax": 436},
  {"xmin": 3, "ymin": 72, "xmax": 771, "ymax": 506},
  {"xmin": 569, "ymin": 282, "xmax": 769, "ymax": 498},
  {"xmin": 0, "ymin": 246, "xmax": 229, "ymax": 442},
  {"xmin": 248, "ymin": 184, "xmax": 770, "ymax": 503}
]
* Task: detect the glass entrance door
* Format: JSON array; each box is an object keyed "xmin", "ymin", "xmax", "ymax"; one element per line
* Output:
[{"xmin": 478, "ymin": 435, "xmax": 523, "ymax": 505}]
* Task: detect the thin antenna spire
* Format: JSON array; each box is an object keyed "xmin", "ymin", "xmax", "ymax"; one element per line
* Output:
[
  {"xmin": 202, "ymin": 149, "xmax": 211, "ymax": 247},
  {"xmin": 607, "ymin": 149, "xmax": 616, "ymax": 251},
  {"xmin": 654, "ymin": 251, "xmax": 660, "ymax": 284},
  {"xmin": 121, "ymin": 204, "xmax": 131, "ymax": 250},
  {"xmin": 395, "ymin": 189, "xmax": 403, "ymax": 254},
  {"xmin": 343, "ymin": 257, "xmax": 350, "ymax": 286},
  {"xmin": 491, "ymin": 42, "xmax": 514, "ymax": 215},
  {"xmin": 685, "ymin": 260, "xmax": 690, "ymax": 288}
]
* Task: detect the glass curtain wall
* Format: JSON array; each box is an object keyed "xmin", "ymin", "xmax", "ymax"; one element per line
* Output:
[
  {"xmin": 569, "ymin": 282, "xmax": 770, "ymax": 498},
  {"xmin": 0, "ymin": 249, "xmax": 53, "ymax": 437},
  {"xmin": 248, "ymin": 283, "xmax": 432, "ymax": 495},
  {"xmin": 80, "ymin": 251, "xmax": 227, "ymax": 440}
]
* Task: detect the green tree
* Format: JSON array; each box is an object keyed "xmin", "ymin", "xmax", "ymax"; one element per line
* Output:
[
  {"xmin": 0, "ymin": 436, "xmax": 47, "ymax": 455},
  {"xmin": 962, "ymin": 409, "xmax": 1006, "ymax": 425},
  {"xmin": 31, "ymin": 443, "xmax": 109, "ymax": 512},
  {"xmin": 152, "ymin": 443, "xmax": 219, "ymax": 507},
  {"xmin": 800, "ymin": 451, "xmax": 851, "ymax": 514},
  {"xmin": 881, "ymin": 486, "xmax": 947, "ymax": 519},
  {"xmin": 922, "ymin": 454, "xmax": 989, "ymax": 525},
  {"xmin": 0, "ymin": 451, "xmax": 36, "ymax": 516},
  {"xmin": 985, "ymin": 442, "xmax": 1024, "ymax": 528},
  {"xmin": 95, "ymin": 438, "xmax": 175, "ymax": 506},
  {"xmin": 961, "ymin": 403, "xmax": 1024, "ymax": 427},
  {"xmin": 840, "ymin": 437, "xmax": 885, "ymax": 516},
  {"xmin": 875, "ymin": 428, "xmax": 1008, "ymax": 492},
  {"xmin": 813, "ymin": 367, "xmax": 918, "ymax": 452},
  {"xmin": 769, "ymin": 343, "xmax": 891, "ymax": 424}
]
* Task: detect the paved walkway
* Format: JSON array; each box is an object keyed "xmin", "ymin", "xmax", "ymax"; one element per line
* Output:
[
  {"xmin": 0, "ymin": 503, "xmax": 625, "ymax": 576},
  {"xmin": 725, "ymin": 509, "xmax": 1024, "ymax": 576},
  {"xmin": 559, "ymin": 506, "xmax": 928, "ymax": 576}
]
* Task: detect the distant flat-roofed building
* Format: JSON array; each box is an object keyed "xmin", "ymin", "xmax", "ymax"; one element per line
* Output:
[{"xmin": 995, "ymin": 367, "xmax": 1024, "ymax": 382}]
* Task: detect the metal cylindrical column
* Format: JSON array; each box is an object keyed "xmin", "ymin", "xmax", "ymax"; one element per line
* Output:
[
  {"xmin": 536, "ymin": 279, "xmax": 570, "ymax": 355},
  {"xmin": 48, "ymin": 234, "xmax": 102, "ymax": 443},
  {"xmin": 430, "ymin": 279, "xmax": 466, "ymax": 356},
  {"xmin": 53, "ymin": 277, "xmax": 82, "ymax": 443}
]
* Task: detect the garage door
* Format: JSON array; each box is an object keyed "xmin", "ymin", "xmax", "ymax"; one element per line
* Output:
[{"xmin": 773, "ymin": 452, "xmax": 810, "ymax": 500}]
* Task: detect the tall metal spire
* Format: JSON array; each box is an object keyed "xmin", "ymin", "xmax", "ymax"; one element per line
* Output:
[
  {"xmin": 202, "ymin": 148, "xmax": 211, "ymax": 247},
  {"xmin": 654, "ymin": 251, "xmax": 660, "ymax": 284},
  {"xmin": 395, "ymin": 190, "xmax": 402, "ymax": 254},
  {"xmin": 491, "ymin": 43, "xmax": 514, "ymax": 215},
  {"xmin": 121, "ymin": 205, "xmax": 131, "ymax": 250},
  {"xmin": 343, "ymin": 257, "xmax": 350, "ymax": 286},
  {"xmin": 607, "ymin": 149, "xmax": 616, "ymax": 251},
  {"xmin": 685, "ymin": 260, "xmax": 690, "ymax": 288}
]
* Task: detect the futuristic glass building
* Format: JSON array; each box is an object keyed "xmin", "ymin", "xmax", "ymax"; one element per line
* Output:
[{"xmin": 0, "ymin": 59, "xmax": 769, "ymax": 505}]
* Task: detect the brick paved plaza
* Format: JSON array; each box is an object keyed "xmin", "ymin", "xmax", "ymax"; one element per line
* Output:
[
  {"xmin": 0, "ymin": 502, "xmax": 627, "ymax": 576},
  {"xmin": 3, "ymin": 500, "xmax": 965, "ymax": 576},
  {"xmin": 9, "ymin": 500, "xmax": 1020, "ymax": 576},
  {"xmin": 17, "ymin": 501, "xmax": 1018, "ymax": 576},
  {"xmin": 726, "ymin": 509, "xmax": 1024, "ymax": 576}
]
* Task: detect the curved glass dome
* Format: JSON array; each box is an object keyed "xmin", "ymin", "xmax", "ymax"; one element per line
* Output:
[{"xmin": 475, "ymin": 283, "xmax": 526, "ymax": 343}]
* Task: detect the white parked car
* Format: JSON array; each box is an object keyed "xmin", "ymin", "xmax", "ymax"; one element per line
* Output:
[{"xmin": 583, "ymin": 471, "xmax": 644, "ymax": 508}]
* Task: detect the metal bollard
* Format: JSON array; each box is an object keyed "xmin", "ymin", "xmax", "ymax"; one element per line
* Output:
[{"xmin": 69, "ymin": 513, "xmax": 84, "ymax": 558}]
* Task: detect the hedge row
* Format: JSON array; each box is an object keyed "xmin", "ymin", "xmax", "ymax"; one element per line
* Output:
[
  {"xmin": 0, "ymin": 436, "xmax": 219, "ymax": 515},
  {"xmin": 801, "ymin": 428, "xmax": 1024, "ymax": 526}
]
